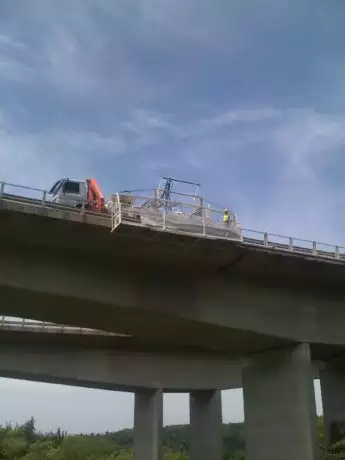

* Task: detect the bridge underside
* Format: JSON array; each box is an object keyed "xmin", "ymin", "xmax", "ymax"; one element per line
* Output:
[
  {"xmin": 1, "ymin": 201, "xmax": 345, "ymax": 361},
  {"xmin": 0, "ymin": 328, "xmax": 324, "ymax": 392},
  {"xmin": 0, "ymin": 328, "xmax": 242, "ymax": 391},
  {"xmin": 0, "ymin": 283, "xmax": 297, "ymax": 355}
]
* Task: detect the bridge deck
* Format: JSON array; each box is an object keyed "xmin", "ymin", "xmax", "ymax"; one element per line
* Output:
[{"xmin": 1, "ymin": 180, "xmax": 344, "ymax": 265}]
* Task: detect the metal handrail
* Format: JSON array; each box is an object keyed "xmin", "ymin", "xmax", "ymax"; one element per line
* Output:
[
  {"xmin": 0, "ymin": 317, "xmax": 130, "ymax": 337},
  {"xmin": 242, "ymin": 228, "xmax": 345, "ymax": 251},
  {"xmin": 0, "ymin": 182, "xmax": 47, "ymax": 194}
]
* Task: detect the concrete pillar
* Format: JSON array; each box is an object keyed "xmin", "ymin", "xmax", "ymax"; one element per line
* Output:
[
  {"xmin": 134, "ymin": 389, "xmax": 163, "ymax": 460},
  {"xmin": 242, "ymin": 344, "xmax": 319, "ymax": 460},
  {"xmin": 190, "ymin": 390, "xmax": 223, "ymax": 460},
  {"xmin": 320, "ymin": 359, "xmax": 345, "ymax": 446}
]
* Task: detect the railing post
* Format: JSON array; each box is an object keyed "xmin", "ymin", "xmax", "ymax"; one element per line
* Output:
[
  {"xmin": 202, "ymin": 212, "xmax": 206, "ymax": 236},
  {"xmin": 289, "ymin": 237, "xmax": 293, "ymax": 252},
  {"xmin": 162, "ymin": 209, "xmax": 166, "ymax": 230},
  {"xmin": 117, "ymin": 193, "xmax": 122, "ymax": 225},
  {"xmin": 335, "ymin": 246, "xmax": 340, "ymax": 260},
  {"xmin": 312, "ymin": 241, "xmax": 317, "ymax": 255},
  {"xmin": 264, "ymin": 232, "xmax": 268, "ymax": 247},
  {"xmin": 0, "ymin": 182, "xmax": 4, "ymax": 199},
  {"xmin": 41, "ymin": 191, "xmax": 47, "ymax": 207}
]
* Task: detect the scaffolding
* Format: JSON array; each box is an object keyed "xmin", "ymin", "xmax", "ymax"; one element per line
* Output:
[{"xmin": 110, "ymin": 177, "xmax": 243, "ymax": 241}]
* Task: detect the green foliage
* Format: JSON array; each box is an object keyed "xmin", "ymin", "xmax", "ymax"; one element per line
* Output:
[
  {"xmin": 0, "ymin": 420, "xmax": 127, "ymax": 460},
  {"xmin": 2, "ymin": 415, "xmax": 345, "ymax": 460},
  {"xmin": 163, "ymin": 452, "xmax": 189, "ymax": 460},
  {"xmin": 1, "ymin": 433, "xmax": 28, "ymax": 460}
]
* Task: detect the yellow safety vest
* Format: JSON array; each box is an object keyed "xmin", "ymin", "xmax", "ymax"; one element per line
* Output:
[{"xmin": 223, "ymin": 214, "xmax": 229, "ymax": 223}]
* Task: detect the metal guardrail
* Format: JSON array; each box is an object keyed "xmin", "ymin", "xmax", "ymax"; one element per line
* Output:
[
  {"xmin": 241, "ymin": 229, "xmax": 345, "ymax": 260},
  {"xmin": 0, "ymin": 317, "xmax": 129, "ymax": 337},
  {"xmin": 1, "ymin": 180, "xmax": 345, "ymax": 262}
]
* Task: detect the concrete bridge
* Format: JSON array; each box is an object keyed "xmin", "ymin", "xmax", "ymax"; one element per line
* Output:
[
  {"xmin": 0, "ymin": 316, "xmax": 322, "ymax": 460},
  {"xmin": 0, "ymin": 316, "xmax": 243, "ymax": 460},
  {"xmin": 1, "ymin": 182, "xmax": 345, "ymax": 459}
]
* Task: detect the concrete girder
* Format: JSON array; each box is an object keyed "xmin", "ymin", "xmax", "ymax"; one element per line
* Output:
[
  {"xmin": 0, "ymin": 342, "xmax": 242, "ymax": 392},
  {"xmin": 0, "ymin": 244, "xmax": 345, "ymax": 357}
]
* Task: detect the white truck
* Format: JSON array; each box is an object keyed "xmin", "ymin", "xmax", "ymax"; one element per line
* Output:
[{"xmin": 49, "ymin": 178, "xmax": 106, "ymax": 211}]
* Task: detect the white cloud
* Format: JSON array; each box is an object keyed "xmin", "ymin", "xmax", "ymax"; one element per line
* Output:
[
  {"xmin": 0, "ymin": 33, "xmax": 33, "ymax": 82},
  {"xmin": 201, "ymin": 108, "xmax": 281, "ymax": 129},
  {"xmin": 240, "ymin": 110, "xmax": 345, "ymax": 242},
  {"xmin": 0, "ymin": 34, "xmax": 24, "ymax": 50},
  {"xmin": 0, "ymin": 128, "xmax": 126, "ymax": 189},
  {"xmin": 271, "ymin": 110, "xmax": 345, "ymax": 179}
]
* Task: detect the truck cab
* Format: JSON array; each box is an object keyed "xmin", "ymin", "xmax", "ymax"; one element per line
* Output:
[{"xmin": 49, "ymin": 179, "xmax": 87, "ymax": 208}]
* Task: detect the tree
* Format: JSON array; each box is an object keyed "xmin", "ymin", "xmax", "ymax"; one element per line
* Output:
[
  {"xmin": 1, "ymin": 434, "xmax": 29, "ymax": 460},
  {"xmin": 21, "ymin": 418, "xmax": 37, "ymax": 444}
]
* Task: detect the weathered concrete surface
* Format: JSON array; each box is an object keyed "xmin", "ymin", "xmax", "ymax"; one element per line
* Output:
[
  {"xmin": 190, "ymin": 390, "xmax": 223, "ymax": 460},
  {"xmin": 0, "ymin": 340, "xmax": 244, "ymax": 391},
  {"xmin": 1, "ymin": 243, "xmax": 345, "ymax": 356},
  {"xmin": 0, "ymin": 329, "xmax": 323, "ymax": 390},
  {"xmin": 134, "ymin": 389, "xmax": 162, "ymax": 460},
  {"xmin": 320, "ymin": 359, "xmax": 345, "ymax": 445},
  {"xmin": 242, "ymin": 344, "xmax": 319, "ymax": 460},
  {"xmin": 1, "ymin": 201, "xmax": 345, "ymax": 356}
]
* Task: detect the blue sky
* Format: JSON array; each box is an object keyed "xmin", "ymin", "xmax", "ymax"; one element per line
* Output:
[{"xmin": 0, "ymin": 0, "xmax": 344, "ymax": 431}]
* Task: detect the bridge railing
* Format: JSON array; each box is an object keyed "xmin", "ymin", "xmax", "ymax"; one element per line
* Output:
[
  {"xmin": 0, "ymin": 316, "xmax": 129, "ymax": 337},
  {"xmin": 1, "ymin": 180, "xmax": 345, "ymax": 262},
  {"xmin": 0, "ymin": 181, "xmax": 49, "ymax": 206},
  {"xmin": 242, "ymin": 228, "xmax": 345, "ymax": 259}
]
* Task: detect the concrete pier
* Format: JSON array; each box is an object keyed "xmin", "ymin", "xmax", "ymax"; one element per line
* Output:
[
  {"xmin": 133, "ymin": 389, "xmax": 163, "ymax": 460},
  {"xmin": 320, "ymin": 359, "xmax": 345, "ymax": 446},
  {"xmin": 190, "ymin": 390, "xmax": 223, "ymax": 460},
  {"xmin": 242, "ymin": 344, "xmax": 319, "ymax": 460}
]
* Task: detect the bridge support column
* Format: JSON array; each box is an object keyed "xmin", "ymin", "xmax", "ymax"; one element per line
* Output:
[
  {"xmin": 320, "ymin": 359, "xmax": 345, "ymax": 446},
  {"xmin": 134, "ymin": 389, "xmax": 163, "ymax": 460},
  {"xmin": 242, "ymin": 344, "xmax": 319, "ymax": 460},
  {"xmin": 190, "ymin": 390, "xmax": 223, "ymax": 460}
]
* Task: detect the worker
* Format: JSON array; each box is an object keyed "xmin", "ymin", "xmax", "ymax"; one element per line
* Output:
[{"xmin": 223, "ymin": 208, "xmax": 230, "ymax": 225}]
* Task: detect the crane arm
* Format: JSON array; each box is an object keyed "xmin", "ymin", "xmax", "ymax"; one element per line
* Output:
[{"xmin": 86, "ymin": 178, "xmax": 106, "ymax": 211}]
